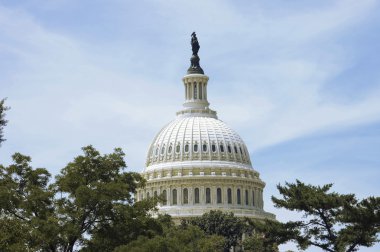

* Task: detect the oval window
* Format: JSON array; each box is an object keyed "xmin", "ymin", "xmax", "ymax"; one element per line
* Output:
[
  {"xmin": 168, "ymin": 145, "xmax": 172, "ymax": 154},
  {"xmin": 194, "ymin": 143, "xmax": 198, "ymax": 152},
  {"xmin": 203, "ymin": 143, "xmax": 207, "ymax": 152},
  {"xmin": 220, "ymin": 145, "xmax": 224, "ymax": 152}
]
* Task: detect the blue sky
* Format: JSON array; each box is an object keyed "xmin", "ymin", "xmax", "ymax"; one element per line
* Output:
[{"xmin": 1, "ymin": 1, "xmax": 379, "ymax": 251}]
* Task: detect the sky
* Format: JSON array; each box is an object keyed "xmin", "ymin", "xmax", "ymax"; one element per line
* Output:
[{"xmin": 1, "ymin": 0, "xmax": 380, "ymax": 251}]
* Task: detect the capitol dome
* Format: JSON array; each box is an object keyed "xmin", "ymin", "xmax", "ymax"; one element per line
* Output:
[{"xmin": 137, "ymin": 33, "xmax": 274, "ymax": 220}]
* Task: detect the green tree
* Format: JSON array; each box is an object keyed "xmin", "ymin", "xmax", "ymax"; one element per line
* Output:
[
  {"xmin": 0, "ymin": 98, "xmax": 9, "ymax": 146},
  {"xmin": 243, "ymin": 218, "xmax": 302, "ymax": 252},
  {"xmin": 185, "ymin": 210, "xmax": 245, "ymax": 251},
  {"xmin": 272, "ymin": 180, "xmax": 380, "ymax": 252},
  {"xmin": 0, "ymin": 153, "xmax": 58, "ymax": 251},
  {"xmin": 115, "ymin": 224, "xmax": 225, "ymax": 252}
]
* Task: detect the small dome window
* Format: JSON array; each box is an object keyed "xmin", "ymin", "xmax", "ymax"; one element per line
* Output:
[
  {"xmin": 220, "ymin": 144, "xmax": 224, "ymax": 153},
  {"xmin": 176, "ymin": 143, "xmax": 180, "ymax": 153},
  {"xmin": 168, "ymin": 144, "xmax": 173, "ymax": 154},
  {"xmin": 161, "ymin": 145, "xmax": 165, "ymax": 155},
  {"xmin": 155, "ymin": 146, "xmax": 159, "ymax": 156},
  {"xmin": 185, "ymin": 143, "xmax": 189, "ymax": 152},
  {"xmin": 234, "ymin": 146, "xmax": 238, "ymax": 154},
  {"xmin": 202, "ymin": 143, "xmax": 207, "ymax": 152},
  {"xmin": 211, "ymin": 143, "xmax": 216, "ymax": 152},
  {"xmin": 227, "ymin": 145, "xmax": 232, "ymax": 153},
  {"xmin": 194, "ymin": 143, "xmax": 198, "ymax": 152}
]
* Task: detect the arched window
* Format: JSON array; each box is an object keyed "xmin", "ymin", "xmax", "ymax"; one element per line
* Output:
[
  {"xmin": 237, "ymin": 189, "xmax": 241, "ymax": 205},
  {"xmin": 172, "ymin": 189, "xmax": 177, "ymax": 205},
  {"xmin": 245, "ymin": 190, "xmax": 249, "ymax": 205},
  {"xmin": 206, "ymin": 188, "xmax": 211, "ymax": 204},
  {"xmin": 155, "ymin": 146, "xmax": 159, "ymax": 156},
  {"xmin": 185, "ymin": 143, "xmax": 189, "ymax": 152},
  {"xmin": 183, "ymin": 188, "xmax": 188, "ymax": 204},
  {"xmin": 227, "ymin": 188, "xmax": 232, "ymax": 204},
  {"xmin": 176, "ymin": 144, "xmax": 180, "ymax": 153},
  {"xmin": 217, "ymin": 188, "xmax": 222, "ymax": 204},
  {"xmin": 147, "ymin": 192, "xmax": 150, "ymax": 198},
  {"xmin": 194, "ymin": 188, "xmax": 200, "ymax": 204},
  {"xmin": 194, "ymin": 143, "xmax": 198, "ymax": 152},
  {"xmin": 161, "ymin": 145, "xmax": 165, "ymax": 155},
  {"xmin": 202, "ymin": 143, "xmax": 207, "ymax": 152},
  {"xmin": 220, "ymin": 144, "xmax": 224, "ymax": 153},
  {"xmin": 194, "ymin": 83, "xmax": 197, "ymax": 99},
  {"xmin": 168, "ymin": 145, "xmax": 172, "ymax": 154},
  {"xmin": 162, "ymin": 190, "xmax": 167, "ymax": 205},
  {"xmin": 252, "ymin": 191, "xmax": 255, "ymax": 206},
  {"xmin": 212, "ymin": 144, "xmax": 216, "ymax": 152}
]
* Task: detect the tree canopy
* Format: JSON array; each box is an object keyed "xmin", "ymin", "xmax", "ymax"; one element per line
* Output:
[{"xmin": 272, "ymin": 180, "xmax": 380, "ymax": 252}]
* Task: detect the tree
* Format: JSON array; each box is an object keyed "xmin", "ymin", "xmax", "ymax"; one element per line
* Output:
[
  {"xmin": 185, "ymin": 210, "xmax": 245, "ymax": 251},
  {"xmin": 0, "ymin": 98, "xmax": 9, "ymax": 146},
  {"xmin": 0, "ymin": 153, "xmax": 58, "ymax": 251},
  {"xmin": 115, "ymin": 223, "xmax": 225, "ymax": 252},
  {"xmin": 272, "ymin": 180, "xmax": 380, "ymax": 252},
  {"xmin": 243, "ymin": 218, "xmax": 302, "ymax": 252},
  {"xmin": 0, "ymin": 146, "xmax": 162, "ymax": 252}
]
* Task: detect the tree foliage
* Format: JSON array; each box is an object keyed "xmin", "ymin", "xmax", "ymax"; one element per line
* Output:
[
  {"xmin": 0, "ymin": 146, "xmax": 159, "ymax": 252},
  {"xmin": 0, "ymin": 98, "xmax": 9, "ymax": 146},
  {"xmin": 272, "ymin": 180, "xmax": 380, "ymax": 252},
  {"xmin": 184, "ymin": 210, "xmax": 245, "ymax": 251}
]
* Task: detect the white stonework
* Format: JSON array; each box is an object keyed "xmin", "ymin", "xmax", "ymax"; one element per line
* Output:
[{"xmin": 137, "ymin": 70, "xmax": 275, "ymax": 220}]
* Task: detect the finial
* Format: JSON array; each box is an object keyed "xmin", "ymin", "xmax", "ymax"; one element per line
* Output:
[{"xmin": 187, "ymin": 32, "xmax": 204, "ymax": 74}]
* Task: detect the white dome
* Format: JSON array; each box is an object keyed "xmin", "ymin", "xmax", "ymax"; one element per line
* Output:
[{"xmin": 145, "ymin": 116, "xmax": 252, "ymax": 171}]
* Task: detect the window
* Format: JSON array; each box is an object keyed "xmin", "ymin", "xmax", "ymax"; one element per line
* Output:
[
  {"xmin": 217, "ymin": 188, "xmax": 222, "ymax": 204},
  {"xmin": 194, "ymin": 188, "xmax": 200, "ymax": 204},
  {"xmin": 227, "ymin": 188, "xmax": 232, "ymax": 204},
  {"xmin": 234, "ymin": 146, "xmax": 238, "ymax": 154},
  {"xmin": 162, "ymin": 190, "xmax": 167, "ymax": 205},
  {"xmin": 245, "ymin": 190, "xmax": 249, "ymax": 205},
  {"xmin": 220, "ymin": 144, "xmax": 224, "ymax": 153},
  {"xmin": 212, "ymin": 144, "xmax": 216, "ymax": 152},
  {"xmin": 252, "ymin": 191, "xmax": 255, "ymax": 206},
  {"xmin": 176, "ymin": 144, "xmax": 180, "ymax": 153},
  {"xmin": 154, "ymin": 191, "xmax": 157, "ymax": 197},
  {"xmin": 155, "ymin": 146, "xmax": 159, "ymax": 156},
  {"xmin": 237, "ymin": 189, "xmax": 241, "ymax": 205},
  {"xmin": 172, "ymin": 189, "xmax": 177, "ymax": 205},
  {"xmin": 206, "ymin": 188, "xmax": 211, "ymax": 204},
  {"xmin": 202, "ymin": 143, "xmax": 207, "ymax": 152},
  {"xmin": 147, "ymin": 192, "xmax": 150, "ymax": 198},
  {"xmin": 240, "ymin": 147, "xmax": 243, "ymax": 155},
  {"xmin": 161, "ymin": 146, "xmax": 165, "ymax": 155},
  {"xmin": 194, "ymin": 83, "xmax": 197, "ymax": 99},
  {"xmin": 140, "ymin": 193, "xmax": 144, "ymax": 201},
  {"xmin": 185, "ymin": 143, "xmax": 189, "ymax": 152},
  {"xmin": 199, "ymin": 83, "xmax": 203, "ymax": 99},
  {"xmin": 168, "ymin": 145, "xmax": 172, "ymax": 154},
  {"xmin": 227, "ymin": 145, "xmax": 232, "ymax": 153},
  {"xmin": 183, "ymin": 188, "xmax": 188, "ymax": 204},
  {"xmin": 194, "ymin": 143, "xmax": 198, "ymax": 152}
]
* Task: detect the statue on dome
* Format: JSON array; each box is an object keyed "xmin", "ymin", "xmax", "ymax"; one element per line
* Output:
[{"xmin": 191, "ymin": 32, "xmax": 200, "ymax": 56}]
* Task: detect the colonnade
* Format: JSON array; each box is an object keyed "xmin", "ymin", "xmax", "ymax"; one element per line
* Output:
[{"xmin": 139, "ymin": 185, "xmax": 264, "ymax": 210}]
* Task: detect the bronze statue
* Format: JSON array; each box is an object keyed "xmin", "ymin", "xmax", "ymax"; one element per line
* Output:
[
  {"xmin": 188, "ymin": 32, "xmax": 204, "ymax": 74},
  {"xmin": 191, "ymin": 32, "xmax": 200, "ymax": 56}
]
